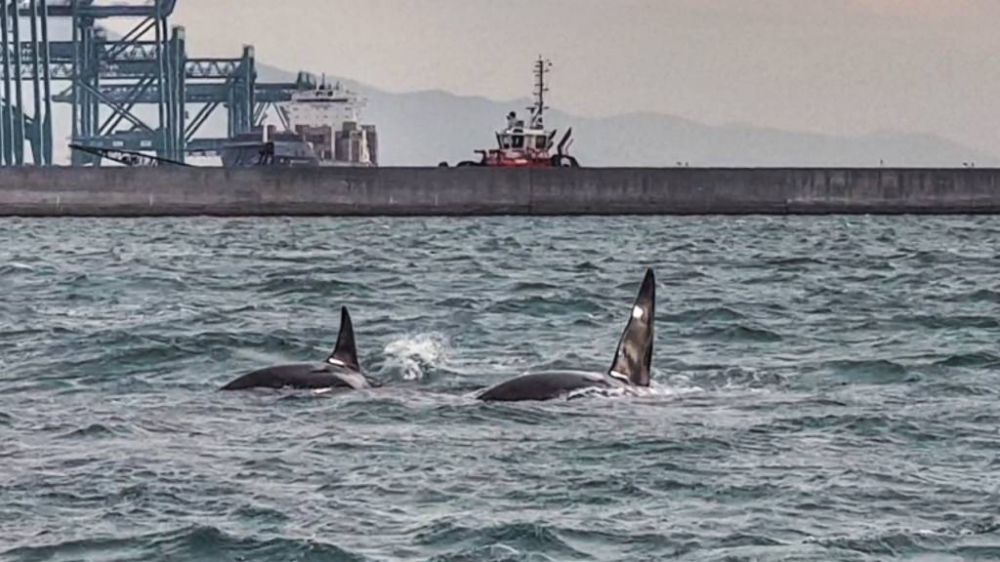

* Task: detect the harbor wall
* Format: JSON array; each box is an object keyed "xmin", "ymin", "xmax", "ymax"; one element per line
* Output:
[{"xmin": 0, "ymin": 167, "xmax": 998, "ymax": 216}]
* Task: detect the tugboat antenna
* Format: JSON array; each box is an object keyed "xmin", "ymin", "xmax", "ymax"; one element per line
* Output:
[{"xmin": 529, "ymin": 56, "xmax": 552, "ymax": 129}]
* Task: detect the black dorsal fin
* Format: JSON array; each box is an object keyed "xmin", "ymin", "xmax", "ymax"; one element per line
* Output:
[
  {"xmin": 326, "ymin": 306, "xmax": 361, "ymax": 372},
  {"xmin": 607, "ymin": 268, "xmax": 655, "ymax": 387}
]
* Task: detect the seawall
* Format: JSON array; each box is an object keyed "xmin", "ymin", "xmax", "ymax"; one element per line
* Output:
[{"xmin": 0, "ymin": 167, "xmax": 998, "ymax": 216}]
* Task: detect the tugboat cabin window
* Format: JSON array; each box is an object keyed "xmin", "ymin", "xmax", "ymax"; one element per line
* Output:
[
  {"xmin": 535, "ymin": 136, "xmax": 547, "ymax": 149},
  {"xmin": 512, "ymin": 135, "xmax": 524, "ymax": 149}
]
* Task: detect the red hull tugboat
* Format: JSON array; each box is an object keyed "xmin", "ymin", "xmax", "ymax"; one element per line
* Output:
[{"xmin": 448, "ymin": 58, "xmax": 579, "ymax": 168}]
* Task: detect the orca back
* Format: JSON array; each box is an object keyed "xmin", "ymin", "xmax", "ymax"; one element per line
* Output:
[
  {"xmin": 221, "ymin": 305, "xmax": 368, "ymax": 391},
  {"xmin": 477, "ymin": 371, "xmax": 610, "ymax": 401},
  {"xmin": 220, "ymin": 364, "xmax": 355, "ymax": 391}
]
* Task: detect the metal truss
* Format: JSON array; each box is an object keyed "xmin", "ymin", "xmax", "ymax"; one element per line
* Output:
[{"xmin": 0, "ymin": 0, "xmax": 309, "ymax": 166}]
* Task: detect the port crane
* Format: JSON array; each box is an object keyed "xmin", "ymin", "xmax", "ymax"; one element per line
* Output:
[{"xmin": 0, "ymin": 0, "xmax": 313, "ymax": 166}]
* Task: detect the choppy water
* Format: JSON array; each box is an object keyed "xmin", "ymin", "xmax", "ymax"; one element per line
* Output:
[{"xmin": 1, "ymin": 216, "xmax": 999, "ymax": 562}]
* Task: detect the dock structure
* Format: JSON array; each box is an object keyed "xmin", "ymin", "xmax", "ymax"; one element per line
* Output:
[
  {"xmin": 0, "ymin": 0, "xmax": 312, "ymax": 166},
  {"xmin": 0, "ymin": 166, "xmax": 999, "ymax": 216}
]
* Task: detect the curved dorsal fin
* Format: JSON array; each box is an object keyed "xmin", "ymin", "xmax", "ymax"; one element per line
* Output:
[
  {"xmin": 327, "ymin": 306, "xmax": 361, "ymax": 372},
  {"xmin": 607, "ymin": 268, "xmax": 655, "ymax": 387}
]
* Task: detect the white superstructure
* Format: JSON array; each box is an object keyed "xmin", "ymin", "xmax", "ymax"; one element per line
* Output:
[
  {"xmin": 276, "ymin": 79, "xmax": 378, "ymax": 167},
  {"xmin": 282, "ymin": 80, "xmax": 365, "ymax": 129}
]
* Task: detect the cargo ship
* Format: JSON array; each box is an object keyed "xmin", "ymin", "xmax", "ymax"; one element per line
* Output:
[
  {"xmin": 219, "ymin": 129, "xmax": 320, "ymax": 168},
  {"xmin": 222, "ymin": 78, "xmax": 379, "ymax": 168},
  {"xmin": 446, "ymin": 58, "xmax": 579, "ymax": 168}
]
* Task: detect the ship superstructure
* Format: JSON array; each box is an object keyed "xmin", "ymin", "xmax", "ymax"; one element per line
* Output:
[{"xmin": 276, "ymin": 79, "xmax": 379, "ymax": 167}]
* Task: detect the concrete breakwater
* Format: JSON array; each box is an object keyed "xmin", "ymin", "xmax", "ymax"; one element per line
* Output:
[{"xmin": 0, "ymin": 166, "xmax": 998, "ymax": 216}]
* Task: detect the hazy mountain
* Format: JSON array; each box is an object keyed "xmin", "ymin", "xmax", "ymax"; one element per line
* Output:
[
  {"xmin": 34, "ymin": 59, "xmax": 999, "ymax": 167},
  {"xmin": 257, "ymin": 64, "xmax": 997, "ymax": 168},
  {"xmin": 18, "ymin": 16, "xmax": 999, "ymax": 167}
]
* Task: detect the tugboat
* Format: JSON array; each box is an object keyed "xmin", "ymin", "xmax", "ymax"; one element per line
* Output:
[{"xmin": 449, "ymin": 58, "xmax": 579, "ymax": 168}]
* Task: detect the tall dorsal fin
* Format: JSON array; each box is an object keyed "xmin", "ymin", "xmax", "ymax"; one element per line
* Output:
[
  {"xmin": 326, "ymin": 306, "xmax": 361, "ymax": 372},
  {"xmin": 607, "ymin": 268, "xmax": 655, "ymax": 387}
]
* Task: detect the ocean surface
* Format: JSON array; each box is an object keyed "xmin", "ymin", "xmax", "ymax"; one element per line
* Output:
[{"xmin": 1, "ymin": 216, "xmax": 999, "ymax": 562}]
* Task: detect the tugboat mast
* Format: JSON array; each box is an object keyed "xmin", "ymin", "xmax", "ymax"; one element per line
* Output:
[{"xmin": 529, "ymin": 57, "xmax": 552, "ymax": 129}]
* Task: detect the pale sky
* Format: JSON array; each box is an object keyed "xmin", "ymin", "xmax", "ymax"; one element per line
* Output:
[{"xmin": 130, "ymin": 0, "xmax": 1000, "ymax": 156}]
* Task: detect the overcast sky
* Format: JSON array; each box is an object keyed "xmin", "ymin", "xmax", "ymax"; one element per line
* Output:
[{"xmin": 141, "ymin": 0, "xmax": 1000, "ymax": 156}]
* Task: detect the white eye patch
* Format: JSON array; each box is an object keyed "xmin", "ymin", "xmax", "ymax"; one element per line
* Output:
[{"xmin": 632, "ymin": 306, "xmax": 645, "ymax": 319}]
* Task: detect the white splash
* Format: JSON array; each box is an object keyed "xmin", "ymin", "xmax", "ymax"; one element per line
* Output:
[
  {"xmin": 382, "ymin": 333, "xmax": 449, "ymax": 381},
  {"xmin": 2, "ymin": 262, "xmax": 35, "ymax": 273},
  {"xmin": 644, "ymin": 377, "xmax": 706, "ymax": 398},
  {"xmin": 567, "ymin": 385, "xmax": 630, "ymax": 401}
]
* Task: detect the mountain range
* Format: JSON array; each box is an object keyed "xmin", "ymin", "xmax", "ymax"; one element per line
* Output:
[
  {"xmin": 257, "ymin": 65, "xmax": 997, "ymax": 168},
  {"xmin": 27, "ymin": 16, "xmax": 996, "ymax": 167},
  {"xmin": 35, "ymin": 57, "xmax": 999, "ymax": 167}
]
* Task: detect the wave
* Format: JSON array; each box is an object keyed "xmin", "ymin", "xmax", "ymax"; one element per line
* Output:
[
  {"xmin": 0, "ymin": 262, "xmax": 37, "ymax": 275},
  {"xmin": 820, "ymin": 359, "xmax": 913, "ymax": 385},
  {"xmin": 413, "ymin": 520, "xmax": 593, "ymax": 560},
  {"xmin": 680, "ymin": 367, "xmax": 788, "ymax": 391},
  {"xmin": 662, "ymin": 305, "xmax": 747, "ymax": 323},
  {"xmin": 920, "ymin": 382, "xmax": 997, "ymax": 397},
  {"xmin": 696, "ymin": 324, "xmax": 784, "ymax": 343},
  {"xmin": 485, "ymin": 294, "xmax": 604, "ymax": 316},
  {"xmin": 934, "ymin": 351, "xmax": 1000, "ymax": 368},
  {"xmin": 943, "ymin": 287, "xmax": 1000, "ymax": 304},
  {"xmin": 56, "ymin": 423, "xmax": 123, "ymax": 440},
  {"xmin": 764, "ymin": 256, "xmax": 826, "ymax": 267},
  {"xmin": 252, "ymin": 276, "xmax": 370, "ymax": 298},
  {"xmin": 433, "ymin": 296, "xmax": 480, "ymax": 310},
  {"xmin": 894, "ymin": 314, "xmax": 1000, "ymax": 330},
  {"xmin": 508, "ymin": 280, "xmax": 563, "ymax": 292},
  {"xmin": 753, "ymin": 413, "xmax": 897, "ymax": 435},
  {"xmin": 468, "ymin": 397, "xmax": 603, "ymax": 425},
  {"xmin": 813, "ymin": 516, "xmax": 1000, "ymax": 558},
  {"xmin": 2, "ymin": 525, "xmax": 369, "ymax": 562},
  {"xmin": 572, "ymin": 260, "xmax": 601, "ymax": 272}
]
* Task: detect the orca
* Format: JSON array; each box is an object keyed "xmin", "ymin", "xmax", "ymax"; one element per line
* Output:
[
  {"xmin": 220, "ymin": 306, "xmax": 373, "ymax": 392},
  {"xmin": 477, "ymin": 268, "xmax": 655, "ymax": 402}
]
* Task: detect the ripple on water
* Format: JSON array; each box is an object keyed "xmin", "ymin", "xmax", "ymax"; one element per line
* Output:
[
  {"xmin": 934, "ymin": 351, "xmax": 1000, "ymax": 368},
  {"xmin": 818, "ymin": 359, "xmax": 915, "ymax": 385},
  {"xmin": 944, "ymin": 288, "xmax": 1000, "ymax": 304},
  {"xmin": 815, "ymin": 516, "xmax": 1000, "ymax": 559},
  {"xmin": 415, "ymin": 520, "xmax": 594, "ymax": 561},
  {"xmin": 2, "ymin": 526, "xmax": 369, "ymax": 562},
  {"xmin": 662, "ymin": 305, "xmax": 747, "ymax": 323},
  {"xmin": 56, "ymin": 423, "xmax": 124, "ymax": 440},
  {"xmin": 695, "ymin": 324, "xmax": 785, "ymax": 343}
]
